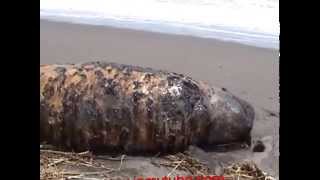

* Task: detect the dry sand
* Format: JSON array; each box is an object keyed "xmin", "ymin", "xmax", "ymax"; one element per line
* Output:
[{"xmin": 40, "ymin": 19, "xmax": 279, "ymax": 179}]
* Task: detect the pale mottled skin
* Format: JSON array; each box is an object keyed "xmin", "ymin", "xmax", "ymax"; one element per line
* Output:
[{"xmin": 40, "ymin": 62, "xmax": 254, "ymax": 154}]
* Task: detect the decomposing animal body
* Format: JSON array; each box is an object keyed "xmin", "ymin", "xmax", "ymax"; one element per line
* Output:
[{"xmin": 40, "ymin": 62, "xmax": 254, "ymax": 154}]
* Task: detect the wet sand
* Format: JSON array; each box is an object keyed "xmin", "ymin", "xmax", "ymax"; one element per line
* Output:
[{"xmin": 40, "ymin": 19, "xmax": 279, "ymax": 178}]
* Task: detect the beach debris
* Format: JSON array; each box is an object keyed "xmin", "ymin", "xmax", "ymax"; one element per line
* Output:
[
  {"xmin": 263, "ymin": 108, "xmax": 278, "ymax": 118},
  {"xmin": 151, "ymin": 151, "xmax": 277, "ymax": 180},
  {"xmin": 224, "ymin": 161, "xmax": 276, "ymax": 180},
  {"xmin": 40, "ymin": 149, "xmax": 116, "ymax": 180},
  {"xmin": 40, "ymin": 148, "xmax": 276, "ymax": 180},
  {"xmin": 156, "ymin": 152, "xmax": 212, "ymax": 176},
  {"xmin": 252, "ymin": 140, "xmax": 266, "ymax": 153}
]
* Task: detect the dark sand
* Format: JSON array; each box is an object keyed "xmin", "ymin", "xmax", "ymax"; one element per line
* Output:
[{"xmin": 40, "ymin": 20, "xmax": 279, "ymax": 178}]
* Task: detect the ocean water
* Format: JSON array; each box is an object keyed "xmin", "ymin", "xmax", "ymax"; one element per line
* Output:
[{"xmin": 40, "ymin": 0, "xmax": 279, "ymax": 49}]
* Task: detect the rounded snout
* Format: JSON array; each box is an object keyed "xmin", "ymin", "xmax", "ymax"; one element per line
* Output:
[{"xmin": 207, "ymin": 88, "xmax": 254, "ymax": 145}]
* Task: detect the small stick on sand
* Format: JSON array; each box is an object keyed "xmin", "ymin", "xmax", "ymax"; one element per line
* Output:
[
  {"xmin": 118, "ymin": 155, "xmax": 126, "ymax": 171},
  {"xmin": 48, "ymin": 159, "xmax": 66, "ymax": 167},
  {"xmin": 167, "ymin": 159, "xmax": 184, "ymax": 177}
]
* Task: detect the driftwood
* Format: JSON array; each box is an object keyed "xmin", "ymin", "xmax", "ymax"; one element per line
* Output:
[{"xmin": 40, "ymin": 62, "xmax": 254, "ymax": 153}]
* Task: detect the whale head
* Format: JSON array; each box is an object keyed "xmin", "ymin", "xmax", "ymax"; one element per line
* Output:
[
  {"xmin": 200, "ymin": 84, "xmax": 254, "ymax": 146},
  {"xmin": 208, "ymin": 87, "xmax": 254, "ymax": 145}
]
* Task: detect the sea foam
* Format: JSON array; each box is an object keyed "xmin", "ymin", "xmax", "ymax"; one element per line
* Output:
[{"xmin": 40, "ymin": 0, "xmax": 279, "ymax": 49}]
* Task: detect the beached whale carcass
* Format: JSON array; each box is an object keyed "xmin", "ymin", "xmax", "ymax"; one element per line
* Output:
[{"xmin": 40, "ymin": 62, "xmax": 254, "ymax": 153}]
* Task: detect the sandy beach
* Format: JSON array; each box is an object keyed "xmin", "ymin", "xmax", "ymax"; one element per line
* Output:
[{"xmin": 40, "ymin": 19, "xmax": 279, "ymax": 178}]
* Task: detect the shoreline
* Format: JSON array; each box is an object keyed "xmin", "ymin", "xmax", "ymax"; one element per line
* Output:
[
  {"xmin": 40, "ymin": 0, "xmax": 279, "ymax": 49},
  {"xmin": 40, "ymin": 18, "xmax": 278, "ymax": 50}
]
